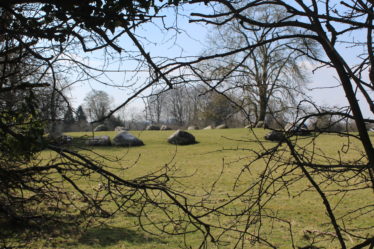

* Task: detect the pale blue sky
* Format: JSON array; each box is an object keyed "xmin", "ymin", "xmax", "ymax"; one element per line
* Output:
[{"xmin": 66, "ymin": 3, "xmax": 373, "ymax": 119}]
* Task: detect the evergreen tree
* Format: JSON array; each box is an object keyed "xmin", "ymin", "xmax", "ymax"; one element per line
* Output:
[
  {"xmin": 76, "ymin": 105, "xmax": 87, "ymax": 122},
  {"xmin": 63, "ymin": 107, "xmax": 75, "ymax": 132},
  {"xmin": 63, "ymin": 108, "xmax": 75, "ymax": 125}
]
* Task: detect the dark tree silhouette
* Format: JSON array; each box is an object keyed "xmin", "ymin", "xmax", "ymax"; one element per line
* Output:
[
  {"xmin": 0, "ymin": 1, "xmax": 217, "ymax": 248},
  {"xmin": 76, "ymin": 106, "xmax": 87, "ymax": 122}
]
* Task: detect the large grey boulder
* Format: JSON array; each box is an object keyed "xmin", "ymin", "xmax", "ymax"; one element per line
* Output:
[
  {"xmin": 264, "ymin": 131, "xmax": 285, "ymax": 142},
  {"xmin": 285, "ymin": 123, "xmax": 310, "ymax": 136},
  {"xmin": 51, "ymin": 135, "xmax": 73, "ymax": 145},
  {"xmin": 59, "ymin": 135, "xmax": 73, "ymax": 144},
  {"xmin": 284, "ymin": 123, "xmax": 294, "ymax": 132},
  {"xmin": 114, "ymin": 126, "xmax": 127, "ymax": 132},
  {"xmin": 94, "ymin": 124, "xmax": 109, "ymax": 132},
  {"xmin": 168, "ymin": 130, "xmax": 196, "ymax": 145},
  {"xmin": 160, "ymin": 125, "xmax": 172, "ymax": 130},
  {"xmin": 146, "ymin": 124, "xmax": 160, "ymax": 130},
  {"xmin": 256, "ymin": 121, "xmax": 265, "ymax": 128},
  {"xmin": 216, "ymin": 124, "xmax": 228, "ymax": 129},
  {"xmin": 86, "ymin": 135, "xmax": 111, "ymax": 146},
  {"xmin": 187, "ymin": 125, "xmax": 199, "ymax": 130},
  {"xmin": 113, "ymin": 131, "xmax": 144, "ymax": 146},
  {"xmin": 203, "ymin": 125, "xmax": 214, "ymax": 130}
]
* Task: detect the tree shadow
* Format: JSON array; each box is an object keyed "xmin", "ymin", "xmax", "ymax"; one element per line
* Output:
[
  {"xmin": 298, "ymin": 246, "xmax": 324, "ymax": 249},
  {"xmin": 0, "ymin": 214, "xmax": 82, "ymax": 248},
  {"xmin": 76, "ymin": 225, "xmax": 165, "ymax": 247},
  {"xmin": 1, "ymin": 215, "xmax": 166, "ymax": 248}
]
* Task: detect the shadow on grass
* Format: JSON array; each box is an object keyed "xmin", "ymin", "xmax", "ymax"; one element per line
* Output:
[
  {"xmin": 298, "ymin": 246, "xmax": 325, "ymax": 249},
  {"xmin": 1, "ymin": 215, "xmax": 166, "ymax": 248},
  {"xmin": 77, "ymin": 225, "xmax": 165, "ymax": 247},
  {"xmin": 0, "ymin": 214, "xmax": 82, "ymax": 248}
]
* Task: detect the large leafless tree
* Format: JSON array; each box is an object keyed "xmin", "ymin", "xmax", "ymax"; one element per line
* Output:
[{"xmin": 199, "ymin": 5, "xmax": 315, "ymax": 126}]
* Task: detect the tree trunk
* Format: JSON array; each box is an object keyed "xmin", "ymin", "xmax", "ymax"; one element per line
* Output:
[{"xmin": 258, "ymin": 86, "xmax": 267, "ymax": 124}]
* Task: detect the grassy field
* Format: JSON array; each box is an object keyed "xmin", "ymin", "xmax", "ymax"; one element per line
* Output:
[{"xmin": 14, "ymin": 129, "xmax": 374, "ymax": 248}]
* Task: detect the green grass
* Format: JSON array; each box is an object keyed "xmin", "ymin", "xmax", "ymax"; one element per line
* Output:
[{"xmin": 7, "ymin": 129, "xmax": 374, "ymax": 248}]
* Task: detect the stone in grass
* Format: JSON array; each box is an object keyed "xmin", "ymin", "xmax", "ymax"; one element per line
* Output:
[
  {"xmin": 285, "ymin": 123, "xmax": 311, "ymax": 136},
  {"xmin": 86, "ymin": 135, "xmax": 111, "ymax": 146},
  {"xmin": 160, "ymin": 125, "xmax": 172, "ymax": 130},
  {"xmin": 146, "ymin": 124, "xmax": 160, "ymax": 130},
  {"xmin": 59, "ymin": 135, "xmax": 73, "ymax": 144},
  {"xmin": 256, "ymin": 121, "xmax": 265, "ymax": 128},
  {"xmin": 114, "ymin": 126, "xmax": 127, "ymax": 132},
  {"xmin": 216, "ymin": 124, "xmax": 228, "ymax": 129},
  {"xmin": 168, "ymin": 130, "xmax": 196, "ymax": 145},
  {"xmin": 203, "ymin": 125, "xmax": 214, "ymax": 130},
  {"xmin": 50, "ymin": 135, "xmax": 73, "ymax": 145},
  {"xmin": 113, "ymin": 131, "xmax": 144, "ymax": 147},
  {"xmin": 187, "ymin": 125, "xmax": 199, "ymax": 130},
  {"xmin": 94, "ymin": 124, "xmax": 109, "ymax": 132},
  {"xmin": 264, "ymin": 131, "xmax": 285, "ymax": 142}
]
